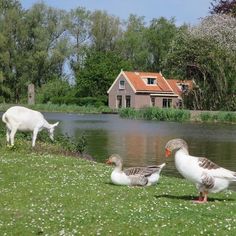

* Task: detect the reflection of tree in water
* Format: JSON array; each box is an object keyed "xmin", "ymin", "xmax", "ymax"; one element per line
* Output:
[{"xmin": 79, "ymin": 129, "xmax": 109, "ymax": 162}]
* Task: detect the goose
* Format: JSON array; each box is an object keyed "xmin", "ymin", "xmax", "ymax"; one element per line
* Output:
[
  {"xmin": 165, "ymin": 138, "xmax": 236, "ymax": 203},
  {"xmin": 106, "ymin": 154, "xmax": 166, "ymax": 186}
]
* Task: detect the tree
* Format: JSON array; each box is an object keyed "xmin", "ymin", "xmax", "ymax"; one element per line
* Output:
[
  {"xmin": 189, "ymin": 14, "xmax": 236, "ymax": 52},
  {"xmin": 76, "ymin": 50, "xmax": 131, "ymax": 99},
  {"xmin": 163, "ymin": 13, "xmax": 236, "ymax": 110},
  {"xmin": 66, "ymin": 7, "xmax": 91, "ymax": 71},
  {"xmin": 0, "ymin": 1, "xmax": 71, "ymax": 103},
  {"xmin": 90, "ymin": 10, "xmax": 122, "ymax": 52},
  {"xmin": 163, "ymin": 30, "xmax": 236, "ymax": 110},
  {"xmin": 118, "ymin": 14, "xmax": 149, "ymax": 71},
  {"xmin": 210, "ymin": 0, "xmax": 236, "ymax": 17},
  {"xmin": 145, "ymin": 17, "xmax": 178, "ymax": 72},
  {"xmin": 23, "ymin": 3, "xmax": 69, "ymax": 88},
  {"xmin": 0, "ymin": 0, "xmax": 25, "ymax": 102}
]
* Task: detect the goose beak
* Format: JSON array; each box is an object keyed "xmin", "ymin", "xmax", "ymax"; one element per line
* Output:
[
  {"xmin": 165, "ymin": 148, "xmax": 171, "ymax": 158},
  {"xmin": 106, "ymin": 159, "xmax": 111, "ymax": 164}
]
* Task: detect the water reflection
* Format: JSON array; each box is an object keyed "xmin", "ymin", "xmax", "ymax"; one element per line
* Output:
[{"xmin": 43, "ymin": 113, "xmax": 236, "ymax": 171}]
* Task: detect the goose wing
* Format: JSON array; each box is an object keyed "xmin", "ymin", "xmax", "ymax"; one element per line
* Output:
[
  {"xmin": 124, "ymin": 165, "xmax": 160, "ymax": 177},
  {"xmin": 198, "ymin": 157, "xmax": 236, "ymax": 181}
]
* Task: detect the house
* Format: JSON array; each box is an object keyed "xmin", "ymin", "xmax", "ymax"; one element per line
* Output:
[{"xmin": 107, "ymin": 70, "xmax": 191, "ymax": 109}]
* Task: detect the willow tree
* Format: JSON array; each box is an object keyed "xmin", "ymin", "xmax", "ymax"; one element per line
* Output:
[
  {"xmin": 163, "ymin": 14, "xmax": 236, "ymax": 110},
  {"xmin": 66, "ymin": 7, "xmax": 91, "ymax": 73},
  {"xmin": 23, "ymin": 3, "xmax": 69, "ymax": 88},
  {"xmin": 0, "ymin": 0, "xmax": 25, "ymax": 102}
]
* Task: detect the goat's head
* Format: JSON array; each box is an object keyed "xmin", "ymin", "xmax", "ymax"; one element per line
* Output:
[{"xmin": 48, "ymin": 122, "xmax": 59, "ymax": 141}]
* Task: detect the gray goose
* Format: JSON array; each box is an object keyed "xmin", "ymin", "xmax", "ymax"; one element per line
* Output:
[{"xmin": 106, "ymin": 154, "xmax": 166, "ymax": 186}]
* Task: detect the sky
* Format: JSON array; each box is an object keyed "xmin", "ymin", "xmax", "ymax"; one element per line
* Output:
[{"xmin": 21, "ymin": 0, "xmax": 213, "ymax": 26}]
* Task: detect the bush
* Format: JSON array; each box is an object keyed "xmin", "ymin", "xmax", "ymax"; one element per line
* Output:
[
  {"xmin": 119, "ymin": 107, "xmax": 190, "ymax": 122},
  {"xmin": 119, "ymin": 108, "xmax": 139, "ymax": 119},
  {"xmin": 76, "ymin": 96, "xmax": 107, "ymax": 107},
  {"xmin": 36, "ymin": 78, "xmax": 75, "ymax": 104}
]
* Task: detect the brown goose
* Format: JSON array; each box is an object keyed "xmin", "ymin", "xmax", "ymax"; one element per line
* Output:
[
  {"xmin": 106, "ymin": 154, "xmax": 166, "ymax": 186},
  {"xmin": 165, "ymin": 138, "xmax": 236, "ymax": 203}
]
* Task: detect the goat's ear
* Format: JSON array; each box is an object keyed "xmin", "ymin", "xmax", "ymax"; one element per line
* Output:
[{"xmin": 53, "ymin": 122, "xmax": 59, "ymax": 127}]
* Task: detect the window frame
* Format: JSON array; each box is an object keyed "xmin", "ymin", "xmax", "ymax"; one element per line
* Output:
[
  {"xmin": 163, "ymin": 98, "xmax": 172, "ymax": 108},
  {"xmin": 147, "ymin": 78, "xmax": 155, "ymax": 85},
  {"xmin": 117, "ymin": 95, "xmax": 122, "ymax": 108},
  {"xmin": 125, "ymin": 95, "xmax": 131, "ymax": 108},
  {"xmin": 119, "ymin": 80, "xmax": 125, "ymax": 90}
]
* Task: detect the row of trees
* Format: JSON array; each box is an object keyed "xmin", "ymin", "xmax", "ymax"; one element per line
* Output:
[{"xmin": 0, "ymin": 0, "xmax": 235, "ymax": 110}]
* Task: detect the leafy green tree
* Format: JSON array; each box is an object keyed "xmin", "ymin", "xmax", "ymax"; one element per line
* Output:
[
  {"xmin": 145, "ymin": 17, "xmax": 178, "ymax": 72},
  {"xmin": 75, "ymin": 50, "xmax": 131, "ymax": 99},
  {"xmin": 163, "ymin": 31, "xmax": 236, "ymax": 110},
  {"xmin": 0, "ymin": 1, "xmax": 71, "ymax": 103},
  {"xmin": 118, "ymin": 14, "xmax": 149, "ymax": 71},
  {"xmin": 0, "ymin": 0, "xmax": 25, "ymax": 102},
  {"xmin": 66, "ymin": 7, "xmax": 91, "ymax": 76},
  {"xmin": 90, "ymin": 10, "xmax": 122, "ymax": 52},
  {"xmin": 23, "ymin": 3, "xmax": 69, "ymax": 88},
  {"xmin": 36, "ymin": 77, "xmax": 74, "ymax": 104}
]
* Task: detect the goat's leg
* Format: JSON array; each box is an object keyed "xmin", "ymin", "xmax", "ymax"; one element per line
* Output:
[
  {"xmin": 32, "ymin": 128, "xmax": 39, "ymax": 147},
  {"xmin": 6, "ymin": 128, "xmax": 11, "ymax": 144},
  {"xmin": 9, "ymin": 128, "xmax": 17, "ymax": 146}
]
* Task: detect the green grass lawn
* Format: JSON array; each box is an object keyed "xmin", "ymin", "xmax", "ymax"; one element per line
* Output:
[{"xmin": 0, "ymin": 140, "xmax": 236, "ymax": 235}]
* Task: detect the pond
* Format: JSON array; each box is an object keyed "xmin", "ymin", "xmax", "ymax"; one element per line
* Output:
[
  {"xmin": 1, "ymin": 112, "xmax": 236, "ymax": 189},
  {"xmin": 45, "ymin": 113, "xmax": 236, "ymax": 175}
]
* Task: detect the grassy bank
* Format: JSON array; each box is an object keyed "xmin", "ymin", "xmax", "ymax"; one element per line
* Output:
[
  {"xmin": 119, "ymin": 107, "xmax": 236, "ymax": 124},
  {"xmin": 119, "ymin": 107, "xmax": 191, "ymax": 122},
  {"xmin": 0, "ymin": 103, "xmax": 114, "ymax": 114},
  {"xmin": 198, "ymin": 111, "xmax": 236, "ymax": 123},
  {"xmin": 0, "ymin": 138, "xmax": 236, "ymax": 235}
]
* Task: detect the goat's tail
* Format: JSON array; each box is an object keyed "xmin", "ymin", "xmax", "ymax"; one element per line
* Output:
[{"xmin": 1, "ymin": 112, "xmax": 7, "ymax": 123}]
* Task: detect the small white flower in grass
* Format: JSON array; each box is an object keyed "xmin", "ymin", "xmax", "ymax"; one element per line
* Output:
[{"xmin": 59, "ymin": 229, "xmax": 65, "ymax": 235}]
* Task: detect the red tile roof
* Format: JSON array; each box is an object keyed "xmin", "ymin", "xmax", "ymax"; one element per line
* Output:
[
  {"xmin": 167, "ymin": 79, "xmax": 193, "ymax": 96},
  {"xmin": 167, "ymin": 79, "xmax": 182, "ymax": 96},
  {"xmin": 123, "ymin": 71, "xmax": 173, "ymax": 93}
]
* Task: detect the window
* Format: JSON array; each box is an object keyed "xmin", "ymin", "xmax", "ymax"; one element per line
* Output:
[
  {"xmin": 181, "ymin": 84, "xmax": 189, "ymax": 93},
  {"xmin": 119, "ymin": 80, "xmax": 125, "ymax": 89},
  {"xmin": 126, "ymin": 96, "xmax": 131, "ymax": 108},
  {"xmin": 163, "ymin": 98, "xmax": 172, "ymax": 108},
  {"xmin": 117, "ymin": 95, "xmax": 122, "ymax": 108},
  {"xmin": 178, "ymin": 99, "xmax": 183, "ymax": 109},
  {"xmin": 147, "ymin": 78, "xmax": 155, "ymax": 85},
  {"xmin": 177, "ymin": 83, "xmax": 189, "ymax": 93},
  {"xmin": 151, "ymin": 97, "xmax": 155, "ymax": 107}
]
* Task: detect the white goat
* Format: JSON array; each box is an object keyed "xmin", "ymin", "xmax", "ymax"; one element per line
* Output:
[{"xmin": 2, "ymin": 106, "xmax": 59, "ymax": 147}]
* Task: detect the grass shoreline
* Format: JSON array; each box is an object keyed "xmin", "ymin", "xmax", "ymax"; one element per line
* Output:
[
  {"xmin": 0, "ymin": 139, "xmax": 236, "ymax": 235},
  {"xmin": 119, "ymin": 107, "xmax": 236, "ymax": 124}
]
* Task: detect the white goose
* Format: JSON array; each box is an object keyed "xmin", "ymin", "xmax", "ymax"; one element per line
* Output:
[
  {"xmin": 106, "ymin": 154, "xmax": 166, "ymax": 186},
  {"xmin": 165, "ymin": 138, "xmax": 236, "ymax": 203}
]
